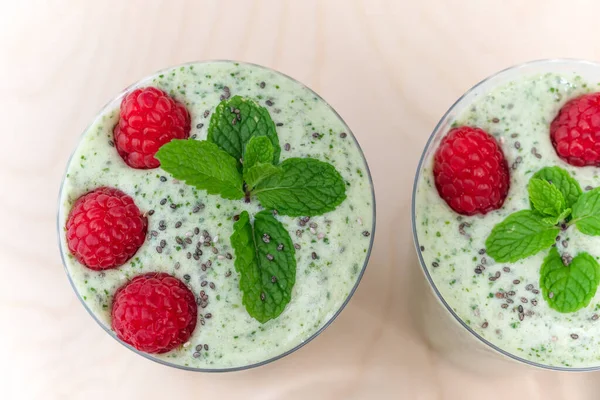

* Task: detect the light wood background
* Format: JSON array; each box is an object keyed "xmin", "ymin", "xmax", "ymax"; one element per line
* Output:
[{"xmin": 3, "ymin": 0, "xmax": 600, "ymax": 399}]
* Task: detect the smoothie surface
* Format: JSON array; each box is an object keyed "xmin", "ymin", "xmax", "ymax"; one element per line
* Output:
[
  {"xmin": 416, "ymin": 71, "xmax": 600, "ymax": 368},
  {"xmin": 59, "ymin": 61, "xmax": 374, "ymax": 369}
]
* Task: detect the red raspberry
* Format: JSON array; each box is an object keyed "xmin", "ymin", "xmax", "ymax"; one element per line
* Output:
[
  {"xmin": 550, "ymin": 92, "xmax": 600, "ymax": 167},
  {"xmin": 111, "ymin": 273, "xmax": 197, "ymax": 354},
  {"xmin": 433, "ymin": 126, "xmax": 510, "ymax": 215},
  {"xmin": 114, "ymin": 87, "xmax": 191, "ymax": 169},
  {"xmin": 66, "ymin": 187, "xmax": 147, "ymax": 270}
]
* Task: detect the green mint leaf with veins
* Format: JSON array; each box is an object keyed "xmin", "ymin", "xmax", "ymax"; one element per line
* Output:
[
  {"xmin": 230, "ymin": 211, "xmax": 296, "ymax": 323},
  {"xmin": 532, "ymin": 166, "xmax": 582, "ymax": 208},
  {"xmin": 485, "ymin": 210, "xmax": 559, "ymax": 263},
  {"xmin": 528, "ymin": 178, "xmax": 567, "ymax": 217},
  {"xmin": 572, "ymin": 187, "xmax": 600, "ymax": 236},
  {"xmin": 244, "ymin": 136, "xmax": 274, "ymax": 170},
  {"xmin": 540, "ymin": 247, "xmax": 600, "ymax": 313},
  {"xmin": 156, "ymin": 139, "xmax": 244, "ymax": 200},
  {"xmin": 542, "ymin": 208, "xmax": 572, "ymax": 226},
  {"xmin": 244, "ymin": 163, "xmax": 282, "ymax": 191},
  {"xmin": 208, "ymin": 96, "xmax": 280, "ymax": 169},
  {"xmin": 253, "ymin": 158, "xmax": 347, "ymax": 217}
]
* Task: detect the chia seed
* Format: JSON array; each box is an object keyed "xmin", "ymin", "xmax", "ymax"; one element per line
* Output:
[
  {"xmin": 340, "ymin": 132, "xmax": 347, "ymax": 138},
  {"xmin": 294, "ymin": 243, "xmax": 301, "ymax": 250},
  {"xmin": 205, "ymin": 313, "xmax": 212, "ymax": 319},
  {"xmin": 226, "ymin": 253, "xmax": 233, "ymax": 259},
  {"xmin": 312, "ymin": 252, "xmax": 318, "ymax": 260},
  {"xmin": 160, "ymin": 240, "xmax": 166, "ymax": 248},
  {"xmin": 175, "ymin": 221, "xmax": 182, "ymax": 228},
  {"xmin": 503, "ymin": 267, "xmax": 511, "ymax": 272},
  {"xmin": 514, "ymin": 141, "xmax": 521, "ymax": 149},
  {"xmin": 156, "ymin": 246, "xmax": 163, "ymax": 254},
  {"xmin": 593, "ymin": 314, "xmax": 599, "ymax": 321},
  {"xmin": 526, "ymin": 284, "xmax": 533, "ymax": 291},
  {"xmin": 432, "ymin": 261, "xmax": 439, "ymax": 268},
  {"xmin": 201, "ymin": 281, "xmax": 207, "ymax": 287},
  {"xmin": 266, "ymin": 100, "xmax": 274, "ymax": 106},
  {"xmin": 233, "ymin": 214, "xmax": 240, "ymax": 221},
  {"xmin": 284, "ymin": 143, "xmax": 291, "ymax": 151},
  {"xmin": 260, "ymin": 81, "xmax": 266, "ymax": 88},
  {"xmin": 482, "ymin": 322, "xmax": 488, "ymax": 328},
  {"xmin": 571, "ymin": 334, "xmax": 579, "ymax": 340},
  {"xmin": 277, "ymin": 244, "xmax": 284, "ymax": 251},
  {"xmin": 262, "ymin": 233, "xmax": 271, "ymax": 243},
  {"xmin": 183, "ymin": 274, "xmax": 190, "ymax": 281},
  {"xmin": 266, "ymin": 254, "xmax": 274, "ymax": 261},
  {"xmin": 513, "ymin": 279, "xmax": 520, "ymax": 284},
  {"xmin": 212, "ymin": 247, "xmax": 219, "ymax": 254},
  {"xmin": 209, "ymin": 282, "xmax": 215, "ymax": 290},
  {"xmin": 260, "ymin": 292, "xmax": 266, "ymax": 301},
  {"xmin": 362, "ymin": 231, "xmax": 371, "ymax": 237}
]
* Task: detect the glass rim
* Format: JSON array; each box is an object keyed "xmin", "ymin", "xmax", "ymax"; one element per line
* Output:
[
  {"xmin": 57, "ymin": 59, "xmax": 377, "ymax": 373},
  {"xmin": 411, "ymin": 58, "xmax": 600, "ymax": 372}
]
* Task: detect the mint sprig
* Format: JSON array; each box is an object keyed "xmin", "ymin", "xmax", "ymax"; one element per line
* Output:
[
  {"xmin": 208, "ymin": 96, "xmax": 280, "ymax": 169},
  {"xmin": 571, "ymin": 188, "xmax": 600, "ymax": 236},
  {"xmin": 244, "ymin": 136, "xmax": 275, "ymax": 170},
  {"xmin": 254, "ymin": 158, "xmax": 347, "ymax": 217},
  {"xmin": 528, "ymin": 178, "xmax": 566, "ymax": 217},
  {"xmin": 485, "ymin": 210, "xmax": 559, "ymax": 263},
  {"xmin": 540, "ymin": 247, "xmax": 600, "ymax": 313},
  {"xmin": 532, "ymin": 166, "xmax": 582, "ymax": 208},
  {"xmin": 155, "ymin": 140, "xmax": 244, "ymax": 200},
  {"xmin": 230, "ymin": 211, "xmax": 296, "ymax": 323},
  {"xmin": 158, "ymin": 95, "xmax": 350, "ymax": 323},
  {"xmin": 485, "ymin": 166, "xmax": 600, "ymax": 314}
]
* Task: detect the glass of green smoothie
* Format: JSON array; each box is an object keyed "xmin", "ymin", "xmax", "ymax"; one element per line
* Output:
[
  {"xmin": 58, "ymin": 61, "xmax": 376, "ymax": 371},
  {"xmin": 413, "ymin": 59, "xmax": 600, "ymax": 371}
]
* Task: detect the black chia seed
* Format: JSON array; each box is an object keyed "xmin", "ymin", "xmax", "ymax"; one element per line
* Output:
[
  {"xmin": 503, "ymin": 267, "xmax": 510, "ymax": 272},
  {"xmin": 513, "ymin": 279, "xmax": 520, "ymax": 284},
  {"xmin": 277, "ymin": 244, "xmax": 284, "ymax": 251},
  {"xmin": 294, "ymin": 243, "xmax": 301, "ymax": 250},
  {"xmin": 266, "ymin": 254, "xmax": 274, "ymax": 261},
  {"xmin": 260, "ymin": 81, "xmax": 266, "ymax": 88},
  {"xmin": 160, "ymin": 198, "xmax": 167, "ymax": 205},
  {"xmin": 233, "ymin": 214, "xmax": 240, "ymax": 221},
  {"xmin": 271, "ymin": 276, "xmax": 277, "ymax": 283},
  {"xmin": 340, "ymin": 132, "xmax": 347, "ymax": 138},
  {"xmin": 226, "ymin": 253, "xmax": 233, "ymax": 259},
  {"xmin": 209, "ymin": 282, "xmax": 215, "ymax": 290},
  {"xmin": 262, "ymin": 233, "xmax": 271, "ymax": 243},
  {"xmin": 312, "ymin": 252, "xmax": 318, "ymax": 260},
  {"xmin": 183, "ymin": 274, "xmax": 190, "ymax": 281},
  {"xmin": 362, "ymin": 231, "xmax": 371, "ymax": 237},
  {"xmin": 482, "ymin": 322, "xmax": 488, "ymax": 328},
  {"xmin": 432, "ymin": 261, "xmax": 439, "ymax": 268},
  {"xmin": 201, "ymin": 281, "xmax": 207, "ymax": 287},
  {"xmin": 260, "ymin": 292, "xmax": 266, "ymax": 301},
  {"xmin": 156, "ymin": 246, "xmax": 163, "ymax": 254},
  {"xmin": 205, "ymin": 313, "xmax": 212, "ymax": 319},
  {"xmin": 571, "ymin": 334, "xmax": 579, "ymax": 339},
  {"xmin": 175, "ymin": 221, "xmax": 182, "ymax": 228}
]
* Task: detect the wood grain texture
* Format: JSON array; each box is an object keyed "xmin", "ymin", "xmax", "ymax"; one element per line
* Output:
[{"xmin": 3, "ymin": 0, "xmax": 600, "ymax": 398}]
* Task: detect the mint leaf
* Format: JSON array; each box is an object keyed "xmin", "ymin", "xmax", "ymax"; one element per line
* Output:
[
  {"xmin": 253, "ymin": 158, "xmax": 347, "ymax": 217},
  {"xmin": 244, "ymin": 163, "xmax": 282, "ymax": 190},
  {"xmin": 230, "ymin": 211, "xmax": 296, "ymax": 323},
  {"xmin": 244, "ymin": 136, "xmax": 274, "ymax": 170},
  {"xmin": 572, "ymin": 187, "xmax": 600, "ymax": 235},
  {"xmin": 207, "ymin": 96, "xmax": 280, "ymax": 169},
  {"xmin": 540, "ymin": 247, "xmax": 600, "ymax": 313},
  {"xmin": 485, "ymin": 210, "xmax": 559, "ymax": 262},
  {"xmin": 528, "ymin": 178, "xmax": 566, "ymax": 216},
  {"xmin": 532, "ymin": 166, "xmax": 582, "ymax": 208},
  {"xmin": 542, "ymin": 208, "xmax": 571, "ymax": 225},
  {"xmin": 156, "ymin": 140, "xmax": 244, "ymax": 200}
]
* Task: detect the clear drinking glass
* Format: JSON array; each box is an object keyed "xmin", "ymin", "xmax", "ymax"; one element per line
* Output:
[
  {"xmin": 411, "ymin": 59, "xmax": 600, "ymax": 372},
  {"xmin": 57, "ymin": 61, "xmax": 376, "ymax": 372}
]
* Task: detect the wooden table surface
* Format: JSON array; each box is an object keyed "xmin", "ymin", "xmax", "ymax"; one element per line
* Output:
[{"xmin": 3, "ymin": 0, "xmax": 600, "ymax": 398}]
